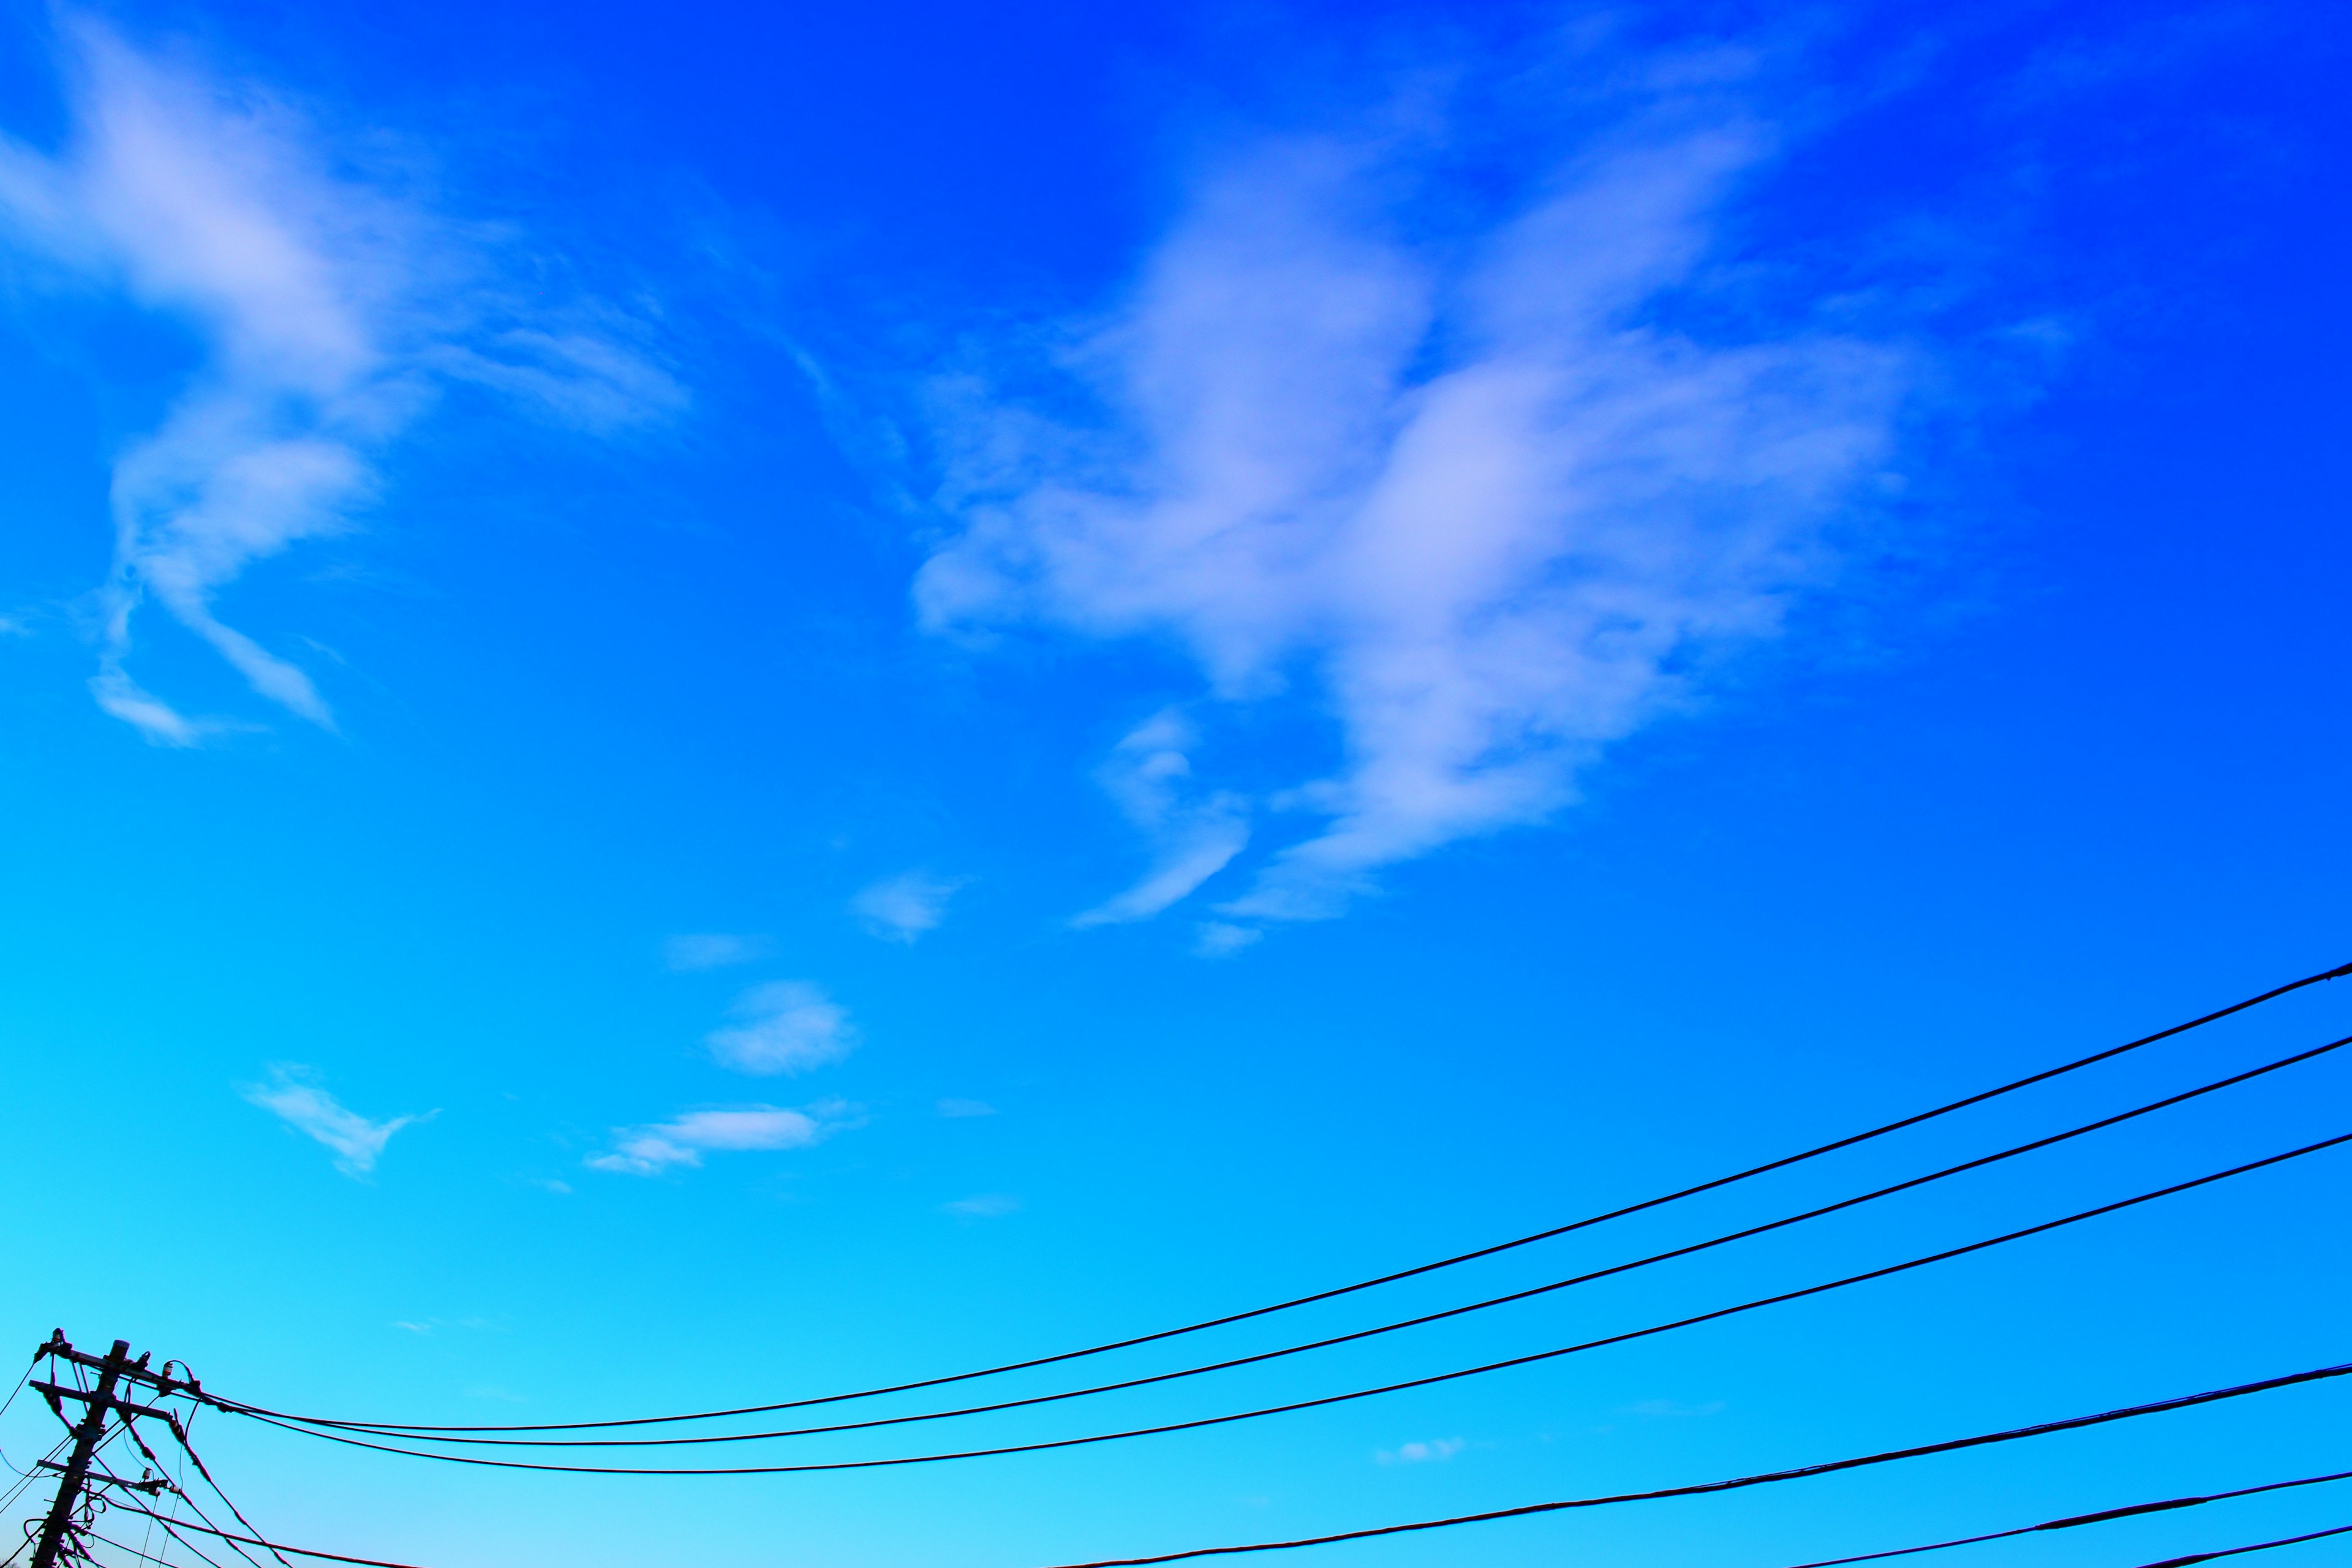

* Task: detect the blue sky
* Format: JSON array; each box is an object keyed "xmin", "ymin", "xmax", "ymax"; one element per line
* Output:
[{"xmin": 1, "ymin": 1, "xmax": 2348, "ymax": 1566}]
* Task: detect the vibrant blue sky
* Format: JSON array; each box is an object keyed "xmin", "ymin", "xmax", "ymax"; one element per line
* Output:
[{"xmin": 1, "ymin": 1, "xmax": 2348, "ymax": 1566}]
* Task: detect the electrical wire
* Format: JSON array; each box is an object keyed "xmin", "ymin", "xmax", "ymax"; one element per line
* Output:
[
  {"xmin": 136, "ymin": 1512, "xmax": 238, "ymax": 1568},
  {"xmin": 2133, "ymin": 1523, "xmax": 2352, "ymax": 1568},
  {"xmin": 0, "ymin": 1514, "xmax": 36, "ymax": 1568},
  {"xmin": 88, "ymin": 1460, "xmax": 236, "ymax": 1568},
  {"xmin": 226, "ymin": 1131, "xmax": 2352, "ymax": 1476},
  {"xmin": 81, "ymin": 1529, "xmax": 184, "ymax": 1568},
  {"xmin": 132, "ymin": 1479, "xmax": 265, "ymax": 1568},
  {"xmin": 278, "ymin": 1034, "xmax": 2352, "ymax": 1453},
  {"xmin": 104, "ymin": 1515, "xmax": 431, "ymax": 1568},
  {"xmin": 0, "ymin": 1349, "xmax": 39, "ymax": 1422},
  {"xmin": 0, "ymin": 1438, "xmax": 75, "ymax": 1518},
  {"xmin": 148, "ymin": 1408, "xmax": 194, "ymax": 1568},
  {"xmin": 9, "ymin": 1409, "xmax": 132, "ymax": 1568},
  {"xmin": 121, "ymin": 1363, "xmax": 2352, "ymax": 1568},
  {"xmin": 1785, "ymin": 1469, "xmax": 2352, "ymax": 1567},
  {"xmin": 0, "ymin": 1433, "xmax": 71, "ymax": 1495},
  {"xmin": 155, "ymin": 1425, "xmax": 290, "ymax": 1568},
  {"xmin": 219, "ymin": 959, "xmax": 2352, "ymax": 1439},
  {"xmin": 55, "ymin": 1387, "xmax": 262, "ymax": 1568},
  {"xmin": 1038, "ymin": 1362, "xmax": 2352, "ymax": 1567}
]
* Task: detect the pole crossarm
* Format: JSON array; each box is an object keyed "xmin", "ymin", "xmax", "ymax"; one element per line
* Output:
[
  {"xmin": 32, "ymin": 1382, "xmax": 183, "ymax": 1423},
  {"xmin": 32, "ymin": 1462, "xmax": 175, "ymax": 1496},
  {"xmin": 36, "ymin": 1330, "xmax": 205, "ymax": 1398}
]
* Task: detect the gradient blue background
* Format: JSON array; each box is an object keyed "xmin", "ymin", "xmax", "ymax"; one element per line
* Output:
[{"xmin": 1, "ymin": 2, "xmax": 2348, "ymax": 1566}]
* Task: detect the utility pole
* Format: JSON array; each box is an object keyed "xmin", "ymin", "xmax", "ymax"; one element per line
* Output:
[
  {"xmin": 24, "ymin": 1333, "xmax": 195, "ymax": 1568},
  {"xmin": 29, "ymin": 1338, "xmax": 127, "ymax": 1568}
]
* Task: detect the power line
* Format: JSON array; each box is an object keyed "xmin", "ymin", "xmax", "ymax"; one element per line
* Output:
[
  {"xmin": 91, "ymin": 1481, "xmax": 239, "ymax": 1568},
  {"xmin": 156, "ymin": 1425, "xmax": 291, "ymax": 1568},
  {"xmin": 262, "ymin": 1034, "xmax": 2352, "ymax": 1453},
  {"xmin": 1784, "ymin": 1468, "xmax": 2352, "ymax": 1567},
  {"xmin": 2133, "ymin": 1523, "xmax": 2352, "ymax": 1568},
  {"xmin": 225, "ymin": 1131, "xmax": 2351, "ymax": 1476},
  {"xmin": 134, "ymin": 1512, "xmax": 244, "ymax": 1568},
  {"xmin": 114, "ymin": 1365, "xmax": 2352, "ymax": 1568},
  {"xmin": 105, "ymin": 1515, "xmax": 434, "ymax": 1568},
  {"xmin": 83, "ymin": 1531, "xmax": 190, "ymax": 1568},
  {"xmin": 217, "ymin": 959, "xmax": 2352, "ymax": 1439},
  {"xmin": 0, "ymin": 1351, "xmax": 37, "ymax": 1423},
  {"xmin": 1030, "ymin": 1362, "xmax": 2352, "ymax": 1567}
]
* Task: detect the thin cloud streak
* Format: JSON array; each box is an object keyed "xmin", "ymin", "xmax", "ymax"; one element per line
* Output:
[
  {"xmin": 921, "ymin": 60, "xmax": 1907, "ymax": 933},
  {"xmin": 663, "ymin": 933, "xmax": 775, "ymax": 972},
  {"xmin": 0, "ymin": 18, "xmax": 681, "ymax": 742},
  {"xmin": 239, "ymin": 1064, "xmax": 429, "ymax": 1177},
  {"xmin": 942, "ymin": 1193, "xmax": 1020, "ymax": 1218},
  {"xmin": 1376, "ymin": 1437, "xmax": 1466, "ymax": 1465},
  {"xmin": 1069, "ymin": 710, "xmax": 1250, "ymax": 927},
  {"xmin": 587, "ymin": 1099, "xmax": 859, "ymax": 1177},
  {"xmin": 851, "ymin": 870, "xmax": 965, "ymax": 943}
]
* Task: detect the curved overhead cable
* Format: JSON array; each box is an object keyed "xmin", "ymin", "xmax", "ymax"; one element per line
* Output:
[
  {"xmin": 1777, "ymin": 1467, "xmax": 2352, "ymax": 1568},
  {"xmin": 1031, "ymin": 1364, "xmax": 2352, "ymax": 1567},
  {"xmin": 221, "ymin": 959, "xmax": 2352, "ymax": 1439},
  {"xmin": 2127, "ymin": 1525, "xmax": 2352, "ymax": 1568},
  {"xmin": 247, "ymin": 1034, "xmax": 2352, "ymax": 1452},
  {"xmin": 225, "ymin": 1132, "xmax": 2351, "ymax": 1476},
  {"xmin": 119, "ymin": 1372, "xmax": 2352, "ymax": 1568}
]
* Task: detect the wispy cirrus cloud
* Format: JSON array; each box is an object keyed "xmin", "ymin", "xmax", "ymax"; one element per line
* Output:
[
  {"xmin": 663, "ymin": 932, "xmax": 775, "ymax": 972},
  {"xmin": 851, "ymin": 870, "xmax": 965, "ymax": 943},
  {"xmin": 706, "ymin": 981, "xmax": 858, "ymax": 1076},
  {"xmin": 239, "ymin": 1063, "xmax": 429, "ymax": 1177},
  {"xmin": 919, "ymin": 51, "xmax": 1907, "ymax": 938},
  {"xmin": 0, "ymin": 18, "xmax": 681, "ymax": 743},
  {"xmin": 587, "ymin": 1100, "xmax": 858, "ymax": 1177},
  {"xmin": 942, "ymin": 1193, "xmax": 1020, "ymax": 1218},
  {"xmin": 1069, "ymin": 710, "xmax": 1249, "ymax": 928},
  {"xmin": 1375, "ymin": 1437, "xmax": 1466, "ymax": 1465}
]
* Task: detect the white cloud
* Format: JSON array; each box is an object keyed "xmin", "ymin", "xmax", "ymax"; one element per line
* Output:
[
  {"xmin": 1376, "ymin": 1438, "xmax": 1466, "ymax": 1465},
  {"xmin": 943, "ymin": 1193, "xmax": 1020, "ymax": 1218},
  {"xmin": 0, "ymin": 19, "xmax": 680, "ymax": 743},
  {"xmin": 239, "ymin": 1064, "xmax": 429, "ymax": 1177},
  {"xmin": 706, "ymin": 981, "xmax": 857, "ymax": 1076},
  {"xmin": 936, "ymin": 1098, "xmax": 997, "ymax": 1118},
  {"xmin": 1193, "ymin": 921, "xmax": 1262, "ymax": 957},
  {"xmin": 851, "ymin": 871, "xmax": 965, "ymax": 943},
  {"xmin": 1069, "ymin": 710, "xmax": 1251, "ymax": 927},
  {"xmin": 663, "ymin": 933, "xmax": 774, "ymax": 972},
  {"xmin": 920, "ymin": 64, "xmax": 1905, "ymax": 933},
  {"xmin": 587, "ymin": 1099, "xmax": 858, "ymax": 1177}
]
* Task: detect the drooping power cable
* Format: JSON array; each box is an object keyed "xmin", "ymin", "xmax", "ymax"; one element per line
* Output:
[
  {"xmin": 215, "ymin": 960, "xmax": 2352, "ymax": 1439},
  {"xmin": 224, "ymin": 1131, "xmax": 2351, "ymax": 1476},
  {"xmin": 1034, "ymin": 1363, "xmax": 2352, "ymax": 1567},
  {"xmin": 263, "ymin": 1034, "xmax": 2352, "ymax": 1453},
  {"xmin": 121, "ymin": 1363, "xmax": 2352, "ymax": 1568},
  {"xmin": 1782, "ymin": 1466, "xmax": 2352, "ymax": 1568},
  {"xmin": 2130, "ymin": 1523, "xmax": 2352, "ymax": 1568}
]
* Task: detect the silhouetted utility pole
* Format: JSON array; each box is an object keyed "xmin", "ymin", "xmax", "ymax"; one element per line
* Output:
[{"xmin": 27, "ymin": 1333, "xmax": 192, "ymax": 1568}]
